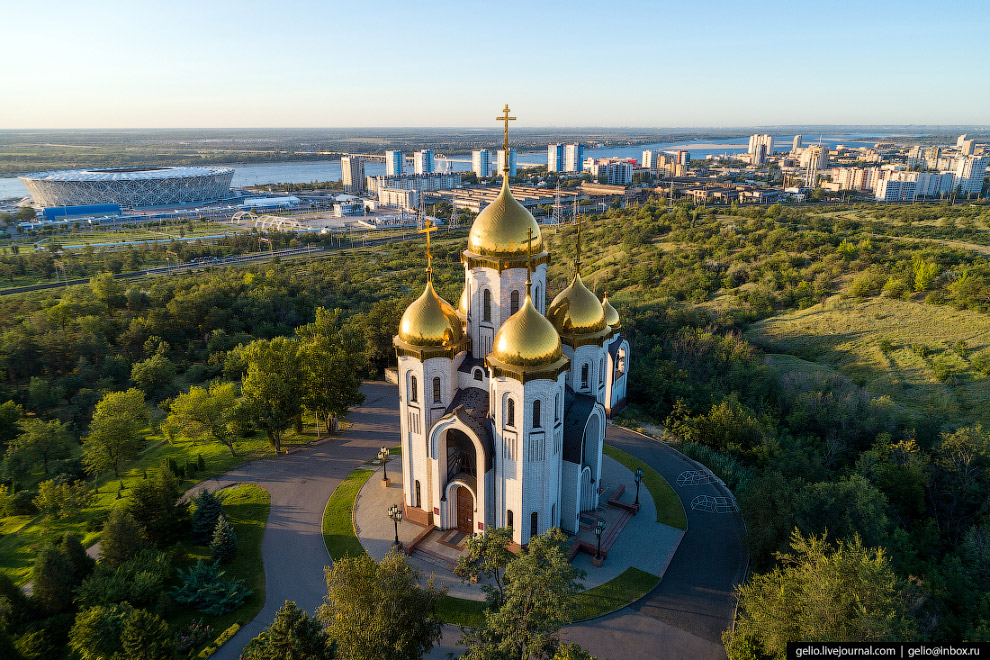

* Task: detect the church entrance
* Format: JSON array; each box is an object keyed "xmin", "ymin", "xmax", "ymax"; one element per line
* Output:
[{"xmin": 456, "ymin": 486, "xmax": 474, "ymax": 534}]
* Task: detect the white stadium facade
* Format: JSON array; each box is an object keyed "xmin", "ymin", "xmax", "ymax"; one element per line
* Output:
[{"xmin": 19, "ymin": 166, "xmax": 234, "ymax": 208}]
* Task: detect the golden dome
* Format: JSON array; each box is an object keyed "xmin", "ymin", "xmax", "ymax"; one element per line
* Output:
[
  {"xmin": 397, "ymin": 280, "xmax": 463, "ymax": 347},
  {"xmin": 458, "ymin": 285, "xmax": 468, "ymax": 318},
  {"xmin": 467, "ymin": 177, "xmax": 544, "ymax": 258},
  {"xmin": 490, "ymin": 294, "xmax": 562, "ymax": 367},
  {"xmin": 602, "ymin": 293, "xmax": 620, "ymax": 330},
  {"xmin": 546, "ymin": 273, "xmax": 608, "ymax": 336}
]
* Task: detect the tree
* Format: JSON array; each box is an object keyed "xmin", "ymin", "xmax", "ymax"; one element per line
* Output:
[
  {"xmin": 317, "ymin": 551, "xmax": 445, "ymax": 660},
  {"xmin": 100, "ymin": 507, "xmax": 148, "ymax": 568},
  {"xmin": 10, "ymin": 417, "xmax": 72, "ymax": 473},
  {"xmin": 461, "ymin": 529, "xmax": 584, "ymax": 660},
  {"xmin": 168, "ymin": 381, "xmax": 240, "ymax": 457},
  {"xmin": 129, "ymin": 354, "xmax": 177, "ymax": 398},
  {"xmin": 210, "ymin": 514, "xmax": 237, "ymax": 564},
  {"xmin": 724, "ymin": 532, "xmax": 918, "ymax": 659},
  {"xmin": 242, "ymin": 600, "xmax": 336, "ymax": 660},
  {"xmin": 89, "ymin": 272, "xmax": 124, "ymax": 314},
  {"xmin": 301, "ymin": 339, "xmax": 365, "ymax": 435},
  {"xmin": 33, "ymin": 478, "xmax": 91, "ymax": 519},
  {"xmin": 241, "ymin": 337, "xmax": 305, "ymax": 454},
  {"xmin": 119, "ymin": 607, "xmax": 175, "ymax": 660},
  {"xmin": 70, "ymin": 605, "xmax": 131, "ymax": 660},
  {"xmin": 455, "ymin": 526, "xmax": 513, "ymax": 605},
  {"xmin": 82, "ymin": 388, "xmax": 148, "ymax": 478},
  {"xmin": 190, "ymin": 489, "xmax": 225, "ymax": 544},
  {"xmin": 0, "ymin": 400, "xmax": 23, "ymax": 451},
  {"xmin": 32, "ymin": 543, "xmax": 79, "ymax": 616},
  {"xmin": 127, "ymin": 467, "xmax": 188, "ymax": 547},
  {"xmin": 77, "ymin": 549, "xmax": 173, "ymax": 612}
]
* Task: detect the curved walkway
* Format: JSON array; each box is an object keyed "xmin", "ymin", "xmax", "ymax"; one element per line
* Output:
[{"xmin": 206, "ymin": 384, "xmax": 747, "ymax": 660}]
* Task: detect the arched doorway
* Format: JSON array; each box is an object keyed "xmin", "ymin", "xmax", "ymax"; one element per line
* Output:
[
  {"xmin": 580, "ymin": 466, "xmax": 593, "ymax": 511},
  {"xmin": 456, "ymin": 486, "xmax": 474, "ymax": 534}
]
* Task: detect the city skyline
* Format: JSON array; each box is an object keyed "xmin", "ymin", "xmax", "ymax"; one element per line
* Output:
[{"xmin": 2, "ymin": 0, "xmax": 989, "ymax": 129}]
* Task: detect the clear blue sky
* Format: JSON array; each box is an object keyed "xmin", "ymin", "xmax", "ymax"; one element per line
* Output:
[{"xmin": 2, "ymin": 0, "xmax": 988, "ymax": 128}]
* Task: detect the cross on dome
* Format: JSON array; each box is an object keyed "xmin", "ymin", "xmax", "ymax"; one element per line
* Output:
[
  {"xmin": 496, "ymin": 104, "xmax": 516, "ymax": 176},
  {"xmin": 418, "ymin": 219, "xmax": 438, "ymax": 278}
]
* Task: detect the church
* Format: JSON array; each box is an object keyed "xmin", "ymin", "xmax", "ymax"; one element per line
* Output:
[{"xmin": 392, "ymin": 107, "xmax": 630, "ymax": 546}]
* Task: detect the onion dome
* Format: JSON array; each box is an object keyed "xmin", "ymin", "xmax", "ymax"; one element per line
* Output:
[
  {"xmin": 467, "ymin": 177, "xmax": 543, "ymax": 258},
  {"xmin": 397, "ymin": 280, "xmax": 462, "ymax": 347},
  {"xmin": 602, "ymin": 293, "xmax": 621, "ymax": 331},
  {"xmin": 547, "ymin": 273, "xmax": 608, "ymax": 336},
  {"xmin": 489, "ymin": 294, "xmax": 565, "ymax": 372}
]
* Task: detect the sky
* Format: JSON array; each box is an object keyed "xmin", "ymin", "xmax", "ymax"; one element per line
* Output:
[{"xmin": 1, "ymin": 0, "xmax": 989, "ymax": 129}]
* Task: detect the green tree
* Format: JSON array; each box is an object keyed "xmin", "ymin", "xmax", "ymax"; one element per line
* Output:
[
  {"xmin": 190, "ymin": 489, "xmax": 225, "ymax": 544},
  {"xmin": 46, "ymin": 299, "xmax": 79, "ymax": 332},
  {"xmin": 119, "ymin": 607, "xmax": 175, "ymax": 660},
  {"xmin": 77, "ymin": 549, "xmax": 172, "ymax": 612},
  {"xmin": 82, "ymin": 388, "xmax": 148, "ymax": 478},
  {"xmin": 241, "ymin": 337, "xmax": 305, "ymax": 454},
  {"xmin": 0, "ymin": 400, "xmax": 24, "ymax": 451},
  {"xmin": 129, "ymin": 354, "xmax": 176, "ymax": 398},
  {"xmin": 89, "ymin": 272, "xmax": 124, "ymax": 314},
  {"xmin": 10, "ymin": 417, "xmax": 72, "ymax": 473},
  {"xmin": 127, "ymin": 467, "xmax": 188, "ymax": 547},
  {"xmin": 724, "ymin": 532, "xmax": 917, "ymax": 659},
  {"xmin": 300, "ymin": 339, "xmax": 365, "ymax": 435},
  {"xmin": 913, "ymin": 254, "xmax": 939, "ymax": 292},
  {"xmin": 27, "ymin": 376, "xmax": 65, "ymax": 413},
  {"xmin": 455, "ymin": 526, "xmax": 513, "ymax": 605},
  {"xmin": 33, "ymin": 478, "xmax": 91, "ymax": 519},
  {"xmin": 70, "ymin": 604, "xmax": 131, "ymax": 660},
  {"xmin": 461, "ymin": 529, "xmax": 584, "ymax": 660},
  {"xmin": 242, "ymin": 600, "xmax": 336, "ymax": 660},
  {"xmin": 317, "ymin": 551, "xmax": 445, "ymax": 660},
  {"xmin": 210, "ymin": 514, "xmax": 237, "ymax": 564},
  {"xmin": 99, "ymin": 507, "xmax": 148, "ymax": 568},
  {"xmin": 32, "ymin": 543, "xmax": 79, "ymax": 616},
  {"xmin": 168, "ymin": 381, "xmax": 240, "ymax": 457}
]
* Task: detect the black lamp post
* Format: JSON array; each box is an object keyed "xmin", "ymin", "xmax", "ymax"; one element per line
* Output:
[
  {"xmin": 594, "ymin": 519, "xmax": 607, "ymax": 561},
  {"xmin": 388, "ymin": 503, "xmax": 402, "ymax": 547},
  {"xmin": 378, "ymin": 446, "xmax": 390, "ymax": 482},
  {"xmin": 634, "ymin": 467, "xmax": 644, "ymax": 506}
]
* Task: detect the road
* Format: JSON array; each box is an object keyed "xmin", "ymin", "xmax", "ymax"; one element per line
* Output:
[{"xmin": 206, "ymin": 383, "xmax": 747, "ymax": 660}]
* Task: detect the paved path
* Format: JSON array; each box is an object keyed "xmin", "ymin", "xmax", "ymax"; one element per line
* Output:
[{"xmin": 206, "ymin": 382, "xmax": 400, "ymax": 660}]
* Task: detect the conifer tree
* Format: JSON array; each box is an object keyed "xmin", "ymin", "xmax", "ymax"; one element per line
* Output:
[
  {"xmin": 191, "ymin": 489, "xmax": 224, "ymax": 544},
  {"xmin": 210, "ymin": 514, "xmax": 238, "ymax": 564}
]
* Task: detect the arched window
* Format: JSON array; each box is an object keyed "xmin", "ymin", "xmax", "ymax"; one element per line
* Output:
[
  {"xmin": 530, "ymin": 512, "xmax": 538, "ymax": 539},
  {"xmin": 507, "ymin": 510, "xmax": 514, "ymax": 529},
  {"xmin": 483, "ymin": 289, "xmax": 492, "ymax": 322},
  {"xmin": 510, "ymin": 290, "xmax": 520, "ymax": 315},
  {"xmin": 507, "ymin": 398, "xmax": 515, "ymax": 427},
  {"xmin": 433, "ymin": 377, "xmax": 441, "ymax": 403},
  {"xmin": 473, "ymin": 368, "xmax": 483, "ymax": 381},
  {"xmin": 535, "ymin": 284, "xmax": 542, "ymax": 310},
  {"xmin": 555, "ymin": 393, "xmax": 560, "ymax": 421},
  {"xmin": 581, "ymin": 364, "xmax": 589, "ymax": 389},
  {"xmin": 599, "ymin": 358, "xmax": 605, "ymax": 385},
  {"xmin": 415, "ymin": 481, "xmax": 421, "ymax": 508},
  {"xmin": 410, "ymin": 375, "xmax": 418, "ymax": 402},
  {"xmin": 532, "ymin": 400, "xmax": 541, "ymax": 428}
]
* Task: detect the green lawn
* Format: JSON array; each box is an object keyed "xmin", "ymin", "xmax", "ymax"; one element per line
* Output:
[
  {"xmin": 603, "ymin": 444, "xmax": 687, "ymax": 530},
  {"xmin": 322, "ymin": 468, "xmax": 374, "ymax": 559},
  {"xmin": 572, "ymin": 567, "xmax": 660, "ymax": 621},
  {"xmin": 437, "ymin": 595, "xmax": 488, "ymax": 627},
  {"xmin": 169, "ymin": 484, "xmax": 271, "ymax": 644}
]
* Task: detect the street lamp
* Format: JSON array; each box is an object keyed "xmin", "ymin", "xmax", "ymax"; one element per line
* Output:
[
  {"xmin": 388, "ymin": 503, "xmax": 402, "ymax": 547},
  {"xmin": 378, "ymin": 446, "xmax": 390, "ymax": 483},
  {"xmin": 594, "ymin": 519, "xmax": 607, "ymax": 562},
  {"xmin": 634, "ymin": 467, "xmax": 644, "ymax": 506}
]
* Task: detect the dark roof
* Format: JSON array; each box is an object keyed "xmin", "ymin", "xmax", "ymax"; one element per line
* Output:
[
  {"xmin": 443, "ymin": 387, "xmax": 493, "ymax": 471},
  {"xmin": 608, "ymin": 334, "xmax": 624, "ymax": 361},
  {"xmin": 457, "ymin": 355, "xmax": 486, "ymax": 374},
  {"xmin": 562, "ymin": 386, "xmax": 597, "ymax": 464}
]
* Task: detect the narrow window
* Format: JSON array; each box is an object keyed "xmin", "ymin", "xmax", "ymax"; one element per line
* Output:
[
  {"xmin": 415, "ymin": 481, "xmax": 421, "ymax": 508},
  {"xmin": 507, "ymin": 398, "xmax": 515, "ymax": 427},
  {"xmin": 535, "ymin": 284, "xmax": 542, "ymax": 310},
  {"xmin": 551, "ymin": 503, "xmax": 556, "ymax": 526},
  {"xmin": 532, "ymin": 400, "xmax": 541, "ymax": 428},
  {"xmin": 507, "ymin": 510, "xmax": 514, "ymax": 529},
  {"xmin": 554, "ymin": 393, "xmax": 560, "ymax": 421},
  {"xmin": 433, "ymin": 377, "xmax": 441, "ymax": 403},
  {"xmin": 473, "ymin": 368, "xmax": 483, "ymax": 381},
  {"xmin": 581, "ymin": 364, "xmax": 589, "ymax": 389},
  {"xmin": 510, "ymin": 289, "xmax": 520, "ymax": 314},
  {"xmin": 530, "ymin": 512, "xmax": 538, "ymax": 539},
  {"xmin": 483, "ymin": 289, "xmax": 492, "ymax": 322},
  {"xmin": 599, "ymin": 358, "xmax": 605, "ymax": 385},
  {"xmin": 410, "ymin": 375, "xmax": 418, "ymax": 402}
]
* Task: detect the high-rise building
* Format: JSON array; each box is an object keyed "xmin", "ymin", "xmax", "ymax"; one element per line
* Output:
[
  {"xmin": 564, "ymin": 144, "xmax": 584, "ymax": 172},
  {"xmin": 385, "ymin": 150, "xmax": 404, "ymax": 177},
  {"xmin": 676, "ymin": 150, "xmax": 691, "ymax": 166},
  {"xmin": 959, "ymin": 139, "xmax": 976, "ymax": 156},
  {"xmin": 341, "ymin": 156, "xmax": 365, "ymax": 193},
  {"xmin": 792, "ymin": 135, "xmax": 803, "ymax": 152},
  {"xmin": 748, "ymin": 134, "xmax": 774, "ymax": 165},
  {"xmin": 472, "ymin": 149, "xmax": 491, "ymax": 178},
  {"xmin": 831, "ymin": 167, "xmax": 880, "ymax": 192},
  {"xmin": 497, "ymin": 149, "xmax": 517, "ymax": 177},
  {"xmin": 875, "ymin": 178, "xmax": 918, "ymax": 202},
  {"xmin": 802, "ymin": 146, "xmax": 829, "ymax": 186},
  {"xmin": 957, "ymin": 134, "xmax": 969, "ymax": 147},
  {"xmin": 547, "ymin": 143, "xmax": 565, "ymax": 172},
  {"xmin": 365, "ymin": 172, "xmax": 463, "ymax": 196},
  {"xmin": 413, "ymin": 150, "xmax": 434, "ymax": 175},
  {"xmin": 953, "ymin": 155, "xmax": 989, "ymax": 195},
  {"xmin": 588, "ymin": 158, "xmax": 633, "ymax": 185}
]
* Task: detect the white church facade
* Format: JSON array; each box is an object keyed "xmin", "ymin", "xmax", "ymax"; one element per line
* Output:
[{"xmin": 392, "ymin": 122, "xmax": 630, "ymax": 546}]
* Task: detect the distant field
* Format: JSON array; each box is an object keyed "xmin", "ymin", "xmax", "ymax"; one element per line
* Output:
[{"xmin": 748, "ymin": 296, "xmax": 990, "ymax": 427}]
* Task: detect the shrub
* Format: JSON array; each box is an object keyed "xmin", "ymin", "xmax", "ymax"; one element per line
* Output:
[
  {"xmin": 881, "ymin": 276, "xmax": 910, "ymax": 299},
  {"xmin": 176, "ymin": 619, "xmax": 214, "ymax": 656},
  {"xmin": 5, "ymin": 490, "xmax": 38, "ymax": 516},
  {"xmin": 878, "ymin": 337, "xmax": 895, "ymax": 354},
  {"xmin": 171, "ymin": 561, "xmax": 252, "ymax": 616},
  {"xmin": 925, "ymin": 291, "xmax": 947, "ymax": 305},
  {"xmin": 972, "ymin": 350, "xmax": 990, "ymax": 377},
  {"xmin": 911, "ymin": 343, "xmax": 931, "ymax": 358},
  {"xmin": 196, "ymin": 623, "xmax": 240, "ymax": 659},
  {"xmin": 33, "ymin": 479, "xmax": 91, "ymax": 519},
  {"xmin": 849, "ymin": 270, "xmax": 885, "ymax": 298},
  {"xmin": 210, "ymin": 514, "xmax": 238, "ymax": 565},
  {"xmin": 76, "ymin": 549, "xmax": 173, "ymax": 612}
]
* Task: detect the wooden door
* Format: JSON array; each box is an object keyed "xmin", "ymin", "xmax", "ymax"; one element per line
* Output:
[{"xmin": 456, "ymin": 486, "xmax": 473, "ymax": 534}]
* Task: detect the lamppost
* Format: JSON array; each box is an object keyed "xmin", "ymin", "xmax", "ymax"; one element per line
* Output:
[
  {"xmin": 634, "ymin": 467, "xmax": 644, "ymax": 507},
  {"xmin": 378, "ymin": 446, "xmax": 390, "ymax": 486},
  {"xmin": 593, "ymin": 519, "xmax": 607, "ymax": 566},
  {"xmin": 388, "ymin": 503, "xmax": 402, "ymax": 548}
]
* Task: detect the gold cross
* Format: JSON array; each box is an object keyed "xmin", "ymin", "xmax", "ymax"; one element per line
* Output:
[
  {"xmin": 418, "ymin": 219, "xmax": 438, "ymax": 275},
  {"xmin": 496, "ymin": 104, "xmax": 516, "ymax": 171},
  {"xmin": 525, "ymin": 227, "xmax": 533, "ymax": 296},
  {"xmin": 575, "ymin": 214, "xmax": 582, "ymax": 274}
]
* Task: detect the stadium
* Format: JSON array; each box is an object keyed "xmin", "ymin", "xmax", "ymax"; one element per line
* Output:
[{"xmin": 19, "ymin": 166, "xmax": 235, "ymax": 208}]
